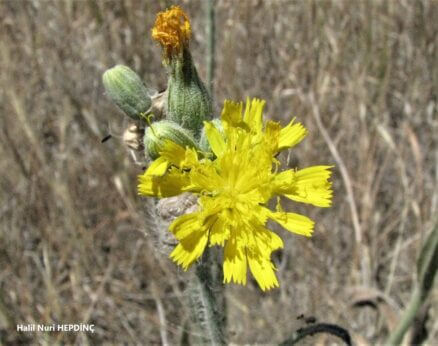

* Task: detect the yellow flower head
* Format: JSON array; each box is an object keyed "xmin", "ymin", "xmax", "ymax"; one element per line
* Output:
[
  {"xmin": 152, "ymin": 6, "xmax": 191, "ymax": 59},
  {"xmin": 138, "ymin": 98, "xmax": 333, "ymax": 291}
]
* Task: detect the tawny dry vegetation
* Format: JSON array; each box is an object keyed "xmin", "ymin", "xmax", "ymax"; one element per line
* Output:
[{"xmin": 0, "ymin": 0, "xmax": 437, "ymax": 344}]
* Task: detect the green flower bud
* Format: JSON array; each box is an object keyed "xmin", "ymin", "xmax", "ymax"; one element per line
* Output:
[
  {"xmin": 144, "ymin": 120, "xmax": 198, "ymax": 159},
  {"xmin": 151, "ymin": 6, "xmax": 211, "ymax": 137},
  {"xmin": 167, "ymin": 50, "xmax": 212, "ymax": 137},
  {"xmin": 102, "ymin": 65, "xmax": 151, "ymax": 121},
  {"xmin": 199, "ymin": 118, "xmax": 224, "ymax": 154}
]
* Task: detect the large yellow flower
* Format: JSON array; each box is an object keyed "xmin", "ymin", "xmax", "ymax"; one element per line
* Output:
[{"xmin": 138, "ymin": 99, "xmax": 333, "ymax": 291}]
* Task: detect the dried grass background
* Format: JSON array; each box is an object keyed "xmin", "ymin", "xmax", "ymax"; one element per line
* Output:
[{"xmin": 0, "ymin": 0, "xmax": 437, "ymax": 344}]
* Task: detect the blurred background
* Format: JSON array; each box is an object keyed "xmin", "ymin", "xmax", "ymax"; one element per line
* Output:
[{"xmin": 0, "ymin": 0, "xmax": 437, "ymax": 344}]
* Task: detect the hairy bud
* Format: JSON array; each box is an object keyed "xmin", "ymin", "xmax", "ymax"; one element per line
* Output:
[
  {"xmin": 152, "ymin": 6, "xmax": 212, "ymax": 137},
  {"xmin": 144, "ymin": 120, "xmax": 198, "ymax": 159},
  {"xmin": 102, "ymin": 65, "xmax": 151, "ymax": 121},
  {"xmin": 167, "ymin": 52, "xmax": 212, "ymax": 137}
]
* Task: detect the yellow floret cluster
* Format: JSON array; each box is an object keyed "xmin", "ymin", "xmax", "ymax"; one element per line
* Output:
[{"xmin": 138, "ymin": 98, "xmax": 333, "ymax": 291}]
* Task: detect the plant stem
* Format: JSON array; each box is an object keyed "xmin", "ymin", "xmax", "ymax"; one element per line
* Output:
[
  {"xmin": 385, "ymin": 286, "xmax": 422, "ymax": 346},
  {"xmin": 385, "ymin": 225, "xmax": 438, "ymax": 345},
  {"xmin": 189, "ymin": 249, "xmax": 226, "ymax": 345},
  {"xmin": 205, "ymin": 0, "xmax": 215, "ymax": 100}
]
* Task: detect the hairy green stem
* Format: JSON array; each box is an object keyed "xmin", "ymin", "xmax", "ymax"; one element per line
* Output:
[{"xmin": 189, "ymin": 249, "xmax": 226, "ymax": 345}]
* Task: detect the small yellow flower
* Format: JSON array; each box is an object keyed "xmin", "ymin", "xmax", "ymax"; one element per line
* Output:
[
  {"xmin": 138, "ymin": 98, "xmax": 333, "ymax": 291},
  {"xmin": 152, "ymin": 6, "xmax": 191, "ymax": 59}
]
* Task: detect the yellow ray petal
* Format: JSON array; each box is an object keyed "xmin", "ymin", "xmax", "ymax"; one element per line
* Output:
[
  {"xmin": 138, "ymin": 169, "xmax": 189, "ymax": 197},
  {"xmin": 169, "ymin": 212, "xmax": 203, "ymax": 240},
  {"xmin": 145, "ymin": 156, "xmax": 169, "ymax": 176},
  {"xmin": 238, "ymin": 226, "xmax": 283, "ymax": 291},
  {"xmin": 264, "ymin": 120, "xmax": 281, "ymax": 153},
  {"xmin": 204, "ymin": 121, "xmax": 226, "ymax": 157},
  {"xmin": 223, "ymin": 237, "xmax": 247, "ymax": 285},
  {"xmin": 170, "ymin": 229, "xmax": 208, "ymax": 270},
  {"xmin": 190, "ymin": 163, "xmax": 223, "ymax": 192},
  {"xmin": 221, "ymin": 100, "xmax": 243, "ymax": 126},
  {"xmin": 209, "ymin": 215, "xmax": 230, "ymax": 246},
  {"xmin": 278, "ymin": 119, "xmax": 307, "ymax": 151},
  {"xmin": 284, "ymin": 165, "xmax": 333, "ymax": 207},
  {"xmin": 271, "ymin": 169, "xmax": 295, "ymax": 194},
  {"xmin": 159, "ymin": 140, "xmax": 187, "ymax": 167},
  {"xmin": 266, "ymin": 208, "xmax": 314, "ymax": 237},
  {"xmin": 243, "ymin": 98, "xmax": 265, "ymax": 133},
  {"xmin": 247, "ymin": 253, "xmax": 279, "ymax": 292},
  {"xmin": 253, "ymin": 226, "xmax": 284, "ymax": 253}
]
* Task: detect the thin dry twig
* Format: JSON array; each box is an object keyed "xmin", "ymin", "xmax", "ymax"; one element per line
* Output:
[
  {"xmin": 150, "ymin": 282, "xmax": 170, "ymax": 346},
  {"xmin": 305, "ymin": 91, "xmax": 369, "ymax": 284}
]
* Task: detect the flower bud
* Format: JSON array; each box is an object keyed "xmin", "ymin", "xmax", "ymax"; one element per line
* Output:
[
  {"xmin": 102, "ymin": 65, "xmax": 151, "ymax": 121},
  {"xmin": 167, "ymin": 53, "xmax": 212, "ymax": 137},
  {"xmin": 144, "ymin": 120, "xmax": 198, "ymax": 159},
  {"xmin": 152, "ymin": 6, "xmax": 212, "ymax": 136}
]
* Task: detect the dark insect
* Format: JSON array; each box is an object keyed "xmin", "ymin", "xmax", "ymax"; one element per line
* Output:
[
  {"xmin": 305, "ymin": 316, "xmax": 317, "ymax": 324},
  {"xmin": 101, "ymin": 134, "xmax": 112, "ymax": 143},
  {"xmin": 296, "ymin": 314, "xmax": 317, "ymax": 324}
]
